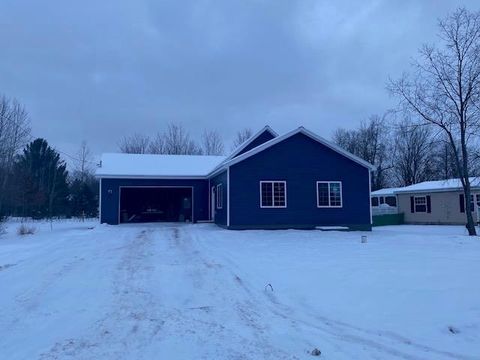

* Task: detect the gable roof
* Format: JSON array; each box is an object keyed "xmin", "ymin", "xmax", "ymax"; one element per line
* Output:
[
  {"xmin": 96, "ymin": 153, "xmax": 225, "ymax": 178},
  {"xmin": 393, "ymin": 178, "xmax": 480, "ymax": 194},
  {"xmin": 97, "ymin": 126, "xmax": 374, "ymax": 179},
  {"xmin": 210, "ymin": 127, "xmax": 375, "ymax": 175},
  {"xmin": 226, "ymin": 125, "xmax": 278, "ymax": 161}
]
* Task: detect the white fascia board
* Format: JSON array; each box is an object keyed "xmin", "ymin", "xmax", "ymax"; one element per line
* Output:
[
  {"xmin": 394, "ymin": 187, "xmax": 478, "ymax": 195},
  {"xmin": 219, "ymin": 125, "xmax": 279, "ymax": 165},
  {"xmin": 95, "ymin": 175, "xmax": 208, "ymax": 180}
]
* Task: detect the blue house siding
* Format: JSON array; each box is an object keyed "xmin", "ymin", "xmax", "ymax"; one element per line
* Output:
[
  {"xmin": 228, "ymin": 133, "xmax": 371, "ymax": 230},
  {"xmin": 209, "ymin": 170, "xmax": 228, "ymax": 227},
  {"xmin": 100, "ymin": 178, "xmax": 209, "ymax": 225},
  {"xmin": 234, "ymin": 130, "xmax": 276, "ymax": 157}
]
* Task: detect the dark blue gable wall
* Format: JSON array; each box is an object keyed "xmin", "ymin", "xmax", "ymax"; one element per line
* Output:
[
  {"xmin": 100, "ymin": 178, "xmax": 209, "ymax": 225},
  {"xmin": 209, "ymin": 170, "xmax": 228, "ymax": 226},
  {"xmin": 229, "ymin": 133, "xmax": 371, "ymax": 230},
  {"xmin": 235, "ymin": 130, "xmax": 276, "ymax": 157}
]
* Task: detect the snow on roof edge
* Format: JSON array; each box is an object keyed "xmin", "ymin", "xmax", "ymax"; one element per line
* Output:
[
  {"xmin": 391, "ymin": 178, "xmax": 480, "ymax": 194},
  {"xmin": 96, "ymin": 153, "xmax": 226, "ymax": 178}
]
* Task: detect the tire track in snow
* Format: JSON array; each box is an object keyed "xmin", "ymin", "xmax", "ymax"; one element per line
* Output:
[
  {"xmin": 0, "ymin": 235, "xmax": 91, "ymax": 335},
  {"xmin": 153, "ymin": 225, "xmax": 298, "ymax": 360},
  {"xmin": 40, "ymin": 227, "xmax": 164, "ymax": 360},
  {"xmin": 259, "ymin": 284, "xmax": 478, "ymax": 360},
  {"xmin": 189, "ymin": 226, "xmax": 477, "ymax": 360}
]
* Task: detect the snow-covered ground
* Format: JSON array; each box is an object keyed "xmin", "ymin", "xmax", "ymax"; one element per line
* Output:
[{"xmin": 0, "ymin": 220, "xmax": 479, "ymax": 359}]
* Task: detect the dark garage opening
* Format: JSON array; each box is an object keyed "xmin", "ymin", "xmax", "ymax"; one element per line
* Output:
[{"xmin": 120, "ymin": 187, "xmax": 193, "ymax": 223}]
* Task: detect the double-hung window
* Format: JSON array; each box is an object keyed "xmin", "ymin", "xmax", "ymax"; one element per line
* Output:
[
  {"xmin": 216, "ymin": 184, "xmax": 223, "ymax": 209},
  {"xmin": 317, "ymin": 181, "xmax": 342, "ymax": 208},
  {"xmin": 260, "ymin": 181, "xmax": 286, "ymax": 208},
  {"xmin": 414, "ymin": 196, "xmax": 427, "ymax": 212}
]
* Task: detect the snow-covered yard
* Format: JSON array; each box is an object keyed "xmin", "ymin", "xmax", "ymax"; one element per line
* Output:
[{"xmin": 0, "ymin": 221, "xmax": 479, "ymax": 359}]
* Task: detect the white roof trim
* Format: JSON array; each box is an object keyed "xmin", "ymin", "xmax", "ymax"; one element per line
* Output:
[
  {"xmin": 394, "ymin": 186, "xmax": 480, "ymax": 194},
  {"xmin": 210, "ymin": 126, "xmax": 375, "ymax": 172},
  {"xmin": 371, "ymin": 187, "xmax": 402, "ymax": 196},
  {"xmin": 393, "ymin": 178, "xmax": 480, "ymax": 194},
  {"xmin": 226, "ymin": 125, "xmax": 278, "ymax": 161},
  {"xmin": 96, "ymin": 175, "xmax": 207, "ymax": 180}
]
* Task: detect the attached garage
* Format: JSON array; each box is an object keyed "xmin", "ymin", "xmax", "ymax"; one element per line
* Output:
[
  {"xmin": 97, "ymin": 153, "xmax": 226, "ymax": 225},
  {"xmin": 119, "ymin": 187, "xmax": 193, "ymax": 223}
]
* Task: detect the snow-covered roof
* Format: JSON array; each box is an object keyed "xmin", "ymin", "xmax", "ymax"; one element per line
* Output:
[
  {"xmin": 393, "ymin": 178, "xmax": 480, "ymax": 194},
  {"xmin": 96, "ymin": 153, "xmax": 226, "ymax": 178},
  {"xmin": 371, "ymin": 187, "xmax": 402, "ymax": 196}
]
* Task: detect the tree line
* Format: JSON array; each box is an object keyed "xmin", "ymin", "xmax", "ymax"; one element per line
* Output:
[
  {"xmin": 118, "ymin": 123, "xmax": 253, "ymax": 156},
  {"xmin": 0, "ymin": 95, "xmax": 98, "ymax": 221},
  {"xmin": 333, "ymin": 114, "xmax": 468, "ymax": 190}
]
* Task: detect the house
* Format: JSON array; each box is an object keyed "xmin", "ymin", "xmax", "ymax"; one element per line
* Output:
[
  {"xmin": 96, "ymin": 126, "xmax": 375, "ymax": 230},
  {"xmin": 372, "ymin": 178, "xmax": 480, "ymax": 225}
]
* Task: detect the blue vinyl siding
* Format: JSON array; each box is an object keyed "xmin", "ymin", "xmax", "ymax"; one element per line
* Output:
[
  {"xmin": 100, "ymin": 178, "xmax": 209, "ymax": 225},
  {"xmin": 210, "ymin": 170, "xmax": 228, "ymax": 226},
  {"xmin": 228, "ymin": 133, "xmax": 371, "ymax": 230},
  {"xmin": 234, "ymin": 130, "xmax": 276, "ymax": 157}
]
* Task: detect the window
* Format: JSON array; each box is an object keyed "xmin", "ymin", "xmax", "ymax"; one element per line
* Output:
[
  {"xmin": 260, "ymin": 181, "xmax": 286, "ymax": 208},
  {"xmin": 216, "ymin": 184, "xmax": 223, "ymax": 209},
  {"xmin": 385, "ymin": 196, "xmax": 397, "ymax": 207},
  {"xmin": 317, "ymin": 181, "xmax": 342, "ymax": 208},
  {"xmin": 414, "ymin": 196, "xmax": 427, "ymax": 212},
  {"xmin": 371, "ymin": 197, "xmax": 379, "ymax": 207},
  {"xmin": 468, "ymin": 194, "xmax": 480, "ymax": 212}
]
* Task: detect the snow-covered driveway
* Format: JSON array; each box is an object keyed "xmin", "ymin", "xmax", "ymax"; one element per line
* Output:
[{"xmin": 0, "ymin": 221, "xmax": 479, "ymax": 359}]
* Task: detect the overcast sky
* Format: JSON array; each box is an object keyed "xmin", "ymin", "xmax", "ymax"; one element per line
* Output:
[{"xmin": 0, "ymin": 0, "xmax": 477, "ymax": 163}]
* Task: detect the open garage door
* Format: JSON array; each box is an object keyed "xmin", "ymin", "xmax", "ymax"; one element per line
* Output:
[{"xmin": 119, "ymin": 187, "xmax": 193, "ymax": 223}]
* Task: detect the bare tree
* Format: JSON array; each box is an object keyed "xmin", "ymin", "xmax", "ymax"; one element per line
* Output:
[
  {"xmin": 393, "ymin": 120, "xmax": 437, "ymax": 186},
  {"xmin": 162, "ymin": 123, "xmax": 201, "ymax": 155},
  {"xmin": 73, "ymin": 141, "xmax": 95, "ymax": 182},
  {"xmin": 118, "ymin": 133, "xmax": 150, "ymax": 154},
  {"xmin": 389, "ymin": 7, "xmax": 480, "ymax": 235},
  {"xmin": 201, "ymin": 129, "xmax": 225, "ymax": 155},
  {"xmin": 0, "ymin": 95, "xmax": 31, "ymax": 217},
  {"xmin": 148, "ymin": 133, "xmax": 166, "ymax": 154},
  {"xmin": 333, "ymin": 114, "xmax": 392, "ymax": 190},
  {"xmin": 232, "ymin": 128, "xmax": 253, "ymax": 150}
]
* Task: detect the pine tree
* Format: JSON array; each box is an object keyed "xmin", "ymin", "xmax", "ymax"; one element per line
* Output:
[{"xmin": 13, "ymin": 139, "xmax": 69, "ymax": 218}]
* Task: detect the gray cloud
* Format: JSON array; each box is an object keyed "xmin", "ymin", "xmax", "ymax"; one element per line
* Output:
[{"xmin": 0, "ymin": 0, "xmax": 477, "ymax": 161}]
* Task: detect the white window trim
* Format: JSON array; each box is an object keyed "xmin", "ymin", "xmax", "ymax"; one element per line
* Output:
[
  {"xmin": 216, "ymin": 184, "xmax": 223, "ymax": 209},
  {"xmin": 259, "ymin": 181, "xmax": 287, "ymax": 208},
  {"xmin": 468, "ymin": 193, "xmax": 480, "ymax": 212},
  {"xmin": 414, "ymin": 195, "xmax": 427, "ymax": 213},
  {"xmin": 316, "ymin": 181, "xmax": 343, "ymax": 208}
]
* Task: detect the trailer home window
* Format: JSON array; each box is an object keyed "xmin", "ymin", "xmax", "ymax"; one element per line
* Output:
[
  {"xmin": 385, "ymin": 196, "xmax": 397, "ymax": 207},
  {"xmin": 414, "ymin": 196, "xmax": 427, "ymax": 212}
]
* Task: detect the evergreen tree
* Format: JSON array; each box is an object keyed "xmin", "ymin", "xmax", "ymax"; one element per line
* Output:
[
  {"xmin": 13, "ymin": 139, "xmax": 69, "ymax": 218},
  {"xmin": 69, "ymin": 176, "xmax": 98, "ymax": 218}
]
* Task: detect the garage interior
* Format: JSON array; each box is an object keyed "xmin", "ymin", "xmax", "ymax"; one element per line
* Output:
[{"xmin": 119, "ymin": 187, "xmax": 193, "ymax": 223}]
